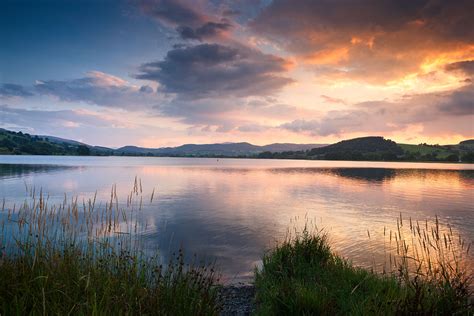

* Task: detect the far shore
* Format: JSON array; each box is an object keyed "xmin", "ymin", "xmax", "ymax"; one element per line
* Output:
[{"xmin": 1, "ymin": 153, "xmax": 473, "ymax": 165}]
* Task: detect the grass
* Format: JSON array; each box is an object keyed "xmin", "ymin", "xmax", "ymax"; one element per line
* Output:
[
  {"xmin": 399, "ymin": 143, "xmax": 453, "ymax": 159},
  {"xmin": 1, "ymin": 181, "xmax": 472, "ymax": 315},
  {"xmin": 254, "ymin": 219, "xmax": 473, "ymax": 315},
  {"xmin": 0, "ymin": 183, "xmax": 221, "ymax": 315}
]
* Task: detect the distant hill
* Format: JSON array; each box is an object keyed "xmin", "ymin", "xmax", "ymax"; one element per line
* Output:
[
  {"xmin": 459, "ymin": 139, "xmax": 474, "ymax": 152},
  {"xmin": 259, "ymin": 136, "xmax": 474, "ymax": 163},
  {"xmin": 0, "ymin": 128, "xmax": 325, "ymax": 157},
  {"xmin": 37, "ymin": 134, "xmax": 86, "ymax": 147},
  {"xmin": 262, "ymin": 143, "xmax": 324, "ymax": 152},
  {"xmin": 399, "ymin": 139, "xmax": 474, "ymax": 162},
  {"xmin": 308, "ymin": 136, "xmax": 402, "ymax": 158},
  {"xmin": 459, "ymin": 139, "xmax": 474, "ymax": 145},
  {"xmin": 116, "ymin": 142, "xmax": 326, "ymax": 157},
  {"xmin": 0, "ymin": 128, "xmax": 472, "ymax": 162}
]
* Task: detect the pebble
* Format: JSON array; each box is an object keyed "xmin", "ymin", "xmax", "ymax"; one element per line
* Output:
[{"xmin": 218, "ymin": 284, "xmax": 256, "ymax": 315}]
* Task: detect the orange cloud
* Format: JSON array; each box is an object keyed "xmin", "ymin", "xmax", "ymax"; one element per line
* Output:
[
  {"xmin": 251, "ymin": 0, "xmax": 474, "ymax": 85},
  {"xmin": 304, "ymin": 47, "xmax": 349, "ymax": 65}
]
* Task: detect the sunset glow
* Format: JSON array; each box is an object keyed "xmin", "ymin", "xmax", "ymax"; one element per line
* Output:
[{"xmin": 1, "ymin": 0, "xmax": 473, "ymax": 147}]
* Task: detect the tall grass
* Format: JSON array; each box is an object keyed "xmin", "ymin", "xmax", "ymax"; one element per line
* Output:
[
  {"xmin": 0, "ymin": 181, "xmax": 221, "ymax": 315},
  {"xmin": 376, "ymin": 214, "xmax": 472, "ymax": 309},
  {"xmin": 255, "ymin": 218, "xmax": 473, "ymax": 315},
  {"xmin": 1, "ymin": 179, "xmax": 472, "ymax": 314}
]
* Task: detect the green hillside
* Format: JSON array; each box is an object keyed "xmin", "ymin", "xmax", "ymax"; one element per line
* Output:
[
  {"xmin": 0, "ymin": 129, "xmax": 108, "ymax": 156},
  {"xmin": 259, "ymin": 136, "xmax": 474, "ymax": 163},
  {"xmin": 398, "ymin": 144, "xmax": 453, "ymax": 159},
  {"xmin": 259, "ymin": 137, "xmax": 403, "ymax": 161},
  {"xmin": 308, "ymin": 136, "xmax": 403, "ymax": 160},
  {"xmin": 399, "ymin": 142, "xmax": 474, "ymax": 162},
  {"xmin": 0, "ymin": 128, "xmax": 472, "ymax": 162}
]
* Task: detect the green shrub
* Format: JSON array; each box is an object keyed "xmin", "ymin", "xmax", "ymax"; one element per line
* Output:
[
  {"xmin": 0, "ymin": 186, "xmax": 221, "ymax": 315},
  {"xmin": 255, "ymin": 221, "xmax": 473, "ymax": 315}
]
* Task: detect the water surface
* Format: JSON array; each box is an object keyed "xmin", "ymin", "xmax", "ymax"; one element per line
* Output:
[{"xmin": 1, "ymin": 156, "xmax": 473, "ymax": 282}]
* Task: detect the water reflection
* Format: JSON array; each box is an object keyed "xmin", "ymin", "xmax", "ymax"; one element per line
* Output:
[
  {"xmin": 327, "ymin": 167, "xmax": 397, "ymax": 182},
  {"xmin": 0, "ymin": 164, "xmax": 76, "ymax": 179},
  {"xmin": 0, "ymin": 157, "xmax": 472, "ymax": 283}
]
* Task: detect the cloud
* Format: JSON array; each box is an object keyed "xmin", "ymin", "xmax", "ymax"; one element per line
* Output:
[
  {"xmin": 222, "ymin": 9, "xmax": 240, "ymax": 17},
  {"xmin": 136, "ymin": 0, "xmax": 205, "ymax": 27},
  {"xmin": 137, "ymin": 0, "xmax": 233, "ymax": 41},
  {"xmin": 139, "ymin": 85, "xmax": 154, "ymax": 93},
  {"xmin": 0, "ymin": 104, "xmax": 179, "ymax": 147},
  {"xmin": 320, "ymin": 95, "xmax": 347, "ymax": 105},
  {"xmin": 0, "ymin": 83, "xmax": 34, "ymax": 98},
  {"xmin": 251, "ymin": 0, "xmax": 474, "ymax": 83},
  {"xmin": 176, "ymin": 21, "xmax": 232, "ymax": 41},
  {"xmin": 0, "ymin": 61, "xmax": 293, "ymax": 132},
  {"xmin": 281, "ymin": 82, "xmax": 474, "ymax": 137},
  {"xmin": 34, "ymin": 71, "xmax": 160, "ymax": 110},
  {"xmin": 136, "ymin": 43, "xmax": 293, "ymax": 98},
  {"xmin": 437, "ymin": 83, "xmax": 474, "ymax": 116},
  {"xmin": 133, "ymin": 0, "xmax": 295, "ymax": 129},
  {"xmin": 237, "ymin": 123, "xmax": 268, "ymax": 132},
  {"xmin": 0, "ymin": 105, "xmax": 117, "ymax": 131},
  {"xmin": 445, "ymin": 60, "xmax": 474, "ymax": 77}
]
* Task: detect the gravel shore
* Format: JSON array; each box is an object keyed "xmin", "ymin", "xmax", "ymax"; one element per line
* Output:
[{"xmin": 219, "ymin": 285, "xmax": 256, "ymax": 315}]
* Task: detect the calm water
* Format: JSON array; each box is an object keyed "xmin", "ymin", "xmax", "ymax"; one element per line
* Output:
[{"xmin": 1, "ymin": 156, "xmax": 473, "ymax": 283}]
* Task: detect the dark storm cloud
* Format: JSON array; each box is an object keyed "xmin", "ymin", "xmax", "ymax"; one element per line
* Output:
[
  {"xmin": 222, "ymin": 9, "xmax": 240, "ymax": 17},
  {"xmin": 251, "ymin": 0, "xmax": 474, "ymax": 82},
  {"xmin": 437, "ymin": 84, "xmax": 474, "ymax": 116},
  {"xmin": 139, "ymin": 85, "xmax": 154, "ymax": 93},
  {"xmin": 137, "ymin": 0, "xmax": 233, "ymax": 40},
  {"xmin": 0, "ymin": 83, "xmax": 34, "ymax": 98},
  {"xmin": 445, "ymin": 60, "xmax": 474, "ymax": 77},
  {"xmin": 440, "ymin": 61, "xmax": 474, "ymax": 115},
  {"xmin": 136, "ymin": 43, "xmax": 293, "ymax": 98},
  {"xmin": 136, "ymin": 0, "xmax": 204, "ymax": 27},
  {"xmin": 254, "ymin": 0, "xmax": 423, "ymax": 36},
  {"xmin": 176, "ymin": 21, "xmax": 232, "ymax": 41},
  {"xmin": 253, "ymin": 0, "xmax": 474, "ymax": 49}
]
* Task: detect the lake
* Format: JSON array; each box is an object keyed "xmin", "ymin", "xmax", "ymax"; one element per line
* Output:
[{"xmin": 1, "ymin": 156, "xmax": 473, "ymax": 283}]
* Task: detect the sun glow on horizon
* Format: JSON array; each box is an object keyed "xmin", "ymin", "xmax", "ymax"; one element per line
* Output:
[{"xmin": 0, "ymin": 0, "xmax": 473, "ymax": 147}]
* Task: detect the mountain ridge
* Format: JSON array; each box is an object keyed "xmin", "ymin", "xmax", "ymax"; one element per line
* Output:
[
  {"xmin": 115, "ymin": 142, "xmax": 326, "ymax": 156},
  {"xmin": 0, "ymin": 128, "xmax": 472, "ymax": 162},
  {"xmin": 0, "ymin": 128, "xmax": 325, "ymax": 156}
]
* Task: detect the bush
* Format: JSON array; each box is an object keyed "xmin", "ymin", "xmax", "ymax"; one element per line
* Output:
[
  {"xmin": 0, "ymin": 187, "xmax": 221, "ymax": 315},
  {"xmin": 255, "ymin": 220, "xmax": 473, "ymax": 315}
]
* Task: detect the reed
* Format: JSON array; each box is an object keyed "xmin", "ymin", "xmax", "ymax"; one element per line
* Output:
[
  {"xmin": 0, "ymin": 182, "xmax": 221, "ymax": 315},
  {"xmin": 376, "ymin": 213, "xmax": 472, "ymax": 311},
  {"xmin": 254, "ymin": 218, "xmax": 473, "ymax": 315},
  {"xmin": 1, "ymin": 181, "xmax": 472, "ymax": 314}
]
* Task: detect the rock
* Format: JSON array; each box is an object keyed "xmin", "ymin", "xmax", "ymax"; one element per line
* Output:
[{"xmin": 218, "ymin": 284, "xmax": 255, "ymax": 315}]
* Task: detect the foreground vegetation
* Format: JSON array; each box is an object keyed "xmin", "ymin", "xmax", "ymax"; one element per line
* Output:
[
  {"xmin": 0, "ymin": 183, "xmax": 472, "ymax": 314},
  {"xmin": 0, "ymin": 246, "xmax": 219, "ymax": 315},
  {"xmin": 0, "ymin": 185, "xmax": 221, "ymax": 315},
  {"xmin": 255, "ymin": 219, "xmax": 473, "ymax": 315},
  {"xmin": 0, "ymin": 128, "xmax": 110, "ymax": 156}
]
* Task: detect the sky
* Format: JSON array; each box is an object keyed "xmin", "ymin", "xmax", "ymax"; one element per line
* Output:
[{"xmin": 0, "ymin": 0, "xmax": 473, "ymax": 148}]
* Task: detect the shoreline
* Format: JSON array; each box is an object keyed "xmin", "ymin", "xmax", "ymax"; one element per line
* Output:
[
  {"xmin": 1, "ymin": 155, "xmax": 474, "ymax": 170},
  {"xmin": 1, "ymin": 222, "xmax": 471, "ymax": 315},
  {"xmin": 1, "ymin": 152, "xmax": 474, "ymax": 164}
]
